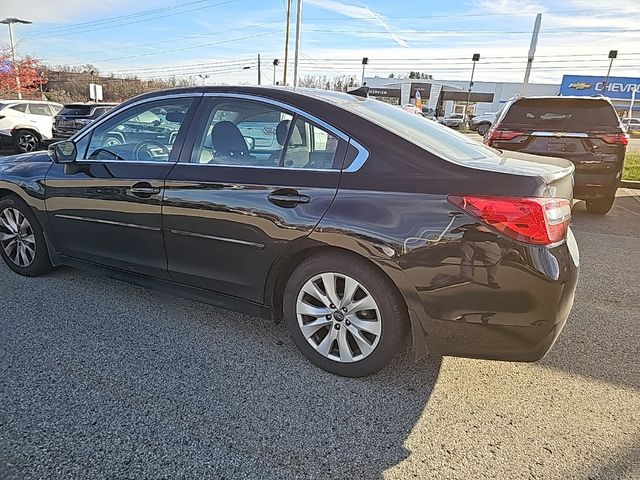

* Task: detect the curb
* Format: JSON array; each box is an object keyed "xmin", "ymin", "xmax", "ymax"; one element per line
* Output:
[{"xmin": 620, "ymin": 180, "xmax": 640, "ymax": 190}]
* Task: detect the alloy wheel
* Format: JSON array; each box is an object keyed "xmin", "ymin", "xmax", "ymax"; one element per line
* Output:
[
  {"xmin": 0, "ymin": 208, "xmax": 36, "ymax": 267},
  {"xmin": 17, "ymin": 133, "xmax": 38, "ymax": 152},
  {"xmin": 296, "ymin": 272, "xmax": 382, "ymax": 363}
]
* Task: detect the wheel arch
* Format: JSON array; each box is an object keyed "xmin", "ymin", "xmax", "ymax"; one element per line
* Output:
[
  {"xmin": 0, "ymin": 186, "xmax": 62, "ymax": 267},
  {"xmin": 264, "ymin": 238, "xmax": 430, "ymax": 359},
  {"xmin": 11, "ymin": 126, "xmax": 43, "ymax": 140}
]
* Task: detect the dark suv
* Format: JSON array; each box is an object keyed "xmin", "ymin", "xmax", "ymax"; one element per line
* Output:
[
  {"xmin": 53, "ymin": 103, "xmax": 118, "ymax": 139},
  {"xmin": 484, "ymin": 96, "xmax": 628, "ymax": 214}
]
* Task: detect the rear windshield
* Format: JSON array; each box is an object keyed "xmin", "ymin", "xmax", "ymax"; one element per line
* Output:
[
  {"xmin": 60, "ymin": 105, "xmax": 93, "ymax": 116},
  {"xmin": 350, "ymin": 99, "xmax": 501, "ymax": 162},
  {"xmin": 501, "ymin": 98, "xmax": 621, "ymax": 130}
]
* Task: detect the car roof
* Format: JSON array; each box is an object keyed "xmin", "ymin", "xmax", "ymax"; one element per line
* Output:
[
  {"xmin": 62, "ymin": 102, "xmax": 119, "ymax": 107},
  {"xmin": 122, "ymin": 85, "xmax": 370, "ymax": 109},
  {"xmin": 0, "ymin": 99, "xmax": 62, "ymax": 105}
]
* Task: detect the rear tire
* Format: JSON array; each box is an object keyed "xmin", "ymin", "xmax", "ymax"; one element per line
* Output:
[
  {"xmin": 0, "ymin": 195, "xmax": 53, "ymax": 276},
  {"xmin": 13, "ymin": 129, "xmax": 41, "ymax": 154},
  {"xmin": 585, "ymin": 195, "xmax": 615, "ymax": 215},
  {"xmin": 283, "ymin": 252, "xmax": 408, "ymax": 377}
]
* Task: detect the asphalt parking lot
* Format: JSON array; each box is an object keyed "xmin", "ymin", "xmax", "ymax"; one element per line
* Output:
[{"xmin": 0, "ymin": 151, "xmax": 639, "ymax": 479}]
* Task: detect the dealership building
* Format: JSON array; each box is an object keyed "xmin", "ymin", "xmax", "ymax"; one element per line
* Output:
[
  {"xmin": 362, "ymin": 76, "xmax": 559, "ymax": 117},
  {"xmin": 363, "ymin": 74, "xmax": 640, "ymax": 118}
]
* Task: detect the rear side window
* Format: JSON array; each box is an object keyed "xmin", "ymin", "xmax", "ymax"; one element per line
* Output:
[
  {"xmin": 9, "ymin": 104, "xmax": 27, "ymax": 113},
  {"xmin": 60, "ymin": 105, "xmax": 93, "ymax": 116},
  {"xmin": 501, "ymin": 99, "xmax": 621, "ymax": 130},
  {"xmin": 28, "ymin": 104, "xmax": 53, "ymax": 116},
  {"xmin": 351, "ymin": 99, "xmax": 500, "ymax": 162}
]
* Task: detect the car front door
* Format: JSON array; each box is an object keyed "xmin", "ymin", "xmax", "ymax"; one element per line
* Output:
[
  {"xmin": 162, "ymin": 95, "xmax": 349, "ymax": 303},
  {"xmin": 45, "ymin": 95, "xmax": 199, "ymax": 278}
]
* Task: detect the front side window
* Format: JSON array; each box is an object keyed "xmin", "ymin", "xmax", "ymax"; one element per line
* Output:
[
  {"xmin": 85, "ymin": 98, "xmax": 192, "ymax": 162},
  {"xmin": 192, "ymin": 98, "xmax": 344, "ymax": 170}
]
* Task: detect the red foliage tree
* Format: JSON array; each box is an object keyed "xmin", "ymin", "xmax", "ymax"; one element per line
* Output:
[{"xmin": 0, "ymin": 45, "xmax": 47, "ymax": 96}]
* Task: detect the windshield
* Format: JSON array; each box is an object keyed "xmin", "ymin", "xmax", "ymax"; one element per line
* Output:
[
  {"xmin": 60, "ymin": 105, "xmax": 93, "ymax": 116},
  {"xmin": 350, "ymin": 99, "xmax": 501, "ymax": 162},
  {"xmin": 501, "ymin": 98, "xmax": 621, "ymax": 130}
]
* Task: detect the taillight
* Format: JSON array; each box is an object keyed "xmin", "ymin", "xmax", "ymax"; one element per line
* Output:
[
  {"xmin": 484, "ymin": 129, "xmax": 525, "ymax": 145},
  {"xmin": 448, "ymin": 195, "xmax": 572, "ymax": 246},
  {"xmin": 595, "ymin": 133, "xmax": 629, "ymax": 145}
]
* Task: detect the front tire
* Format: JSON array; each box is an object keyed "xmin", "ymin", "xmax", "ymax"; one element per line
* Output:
[
  {"xmin": 0, "ymin": 196, "xmax": 53, "ymax": 276},
  {"xmin": 283, "ymin": 252, "xmax": 408, "ymax": 377},
  {"xmin": 13, "ymin": 129, "xmax": 41, "ymax": 154},
  {"xmin": 585, "ymin": 195, "xmax": 615, "ymax": 215}
]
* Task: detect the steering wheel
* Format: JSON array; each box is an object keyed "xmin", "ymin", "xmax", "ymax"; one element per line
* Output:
[{"xmin": 133, "ymin": 140, "xmax": 170, "ymax": 161}]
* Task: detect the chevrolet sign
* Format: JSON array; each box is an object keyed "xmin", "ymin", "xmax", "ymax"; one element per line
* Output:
[{"xmin": 561, "ymin": 74, "xmax": 640, "ymax": 100}]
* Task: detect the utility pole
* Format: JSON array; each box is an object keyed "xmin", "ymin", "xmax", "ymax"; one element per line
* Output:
[
  {"xmin": 522, "ymin": 13, "xmax": 542, "ymax": 96},
  {"xmin": 283, "ymin": 0, "xmax": 292, "ymax": 85},
  {"xmin": 361, "ymin": 57, "xmax": 368, "ymax": 86},
  {"xmin": 1, "ymin": 17, "xmax": 33, "ymax": 100},
  {"xmin": 293, "ymin": 0, "xmax": 302, "ymax": 88},
  {"xmin": 602, "ymin": 50, "xmax": 617, "ymax": 95},
  {"xmin": 463, "ymin": 53, "xmax": 480, "ymax": 130},
  {"xmin": 272, "ymin": 59, "xmax": 280, "ymax": 85},
  {"xmin": 257, "ymin": 53, "xmax": 261, "ymax": 85}
]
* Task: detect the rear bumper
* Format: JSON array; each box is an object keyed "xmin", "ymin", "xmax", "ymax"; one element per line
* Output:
[
  {"xmin": 573, "ymin": 169, "xmax": 621, "ymax": 199},
  {"xmin": 409, "ymin": 230, "xmax": 580, "ymax": 362}
]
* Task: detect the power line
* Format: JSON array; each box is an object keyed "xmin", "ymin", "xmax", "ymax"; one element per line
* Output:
[
  {"xmin": 27, "ymin": 0, "xmax": 243, "ymax": 38},
  {"xmin": 47, "ymin": 21, "xmax": 283, "ymax": 62},
  {"xmin": 73, "ymin": 31, "xmax": 281, "ymax": 65},
  {"xmin": 31, "ymin": 0, "xmax": 218, "ymax": 35}
]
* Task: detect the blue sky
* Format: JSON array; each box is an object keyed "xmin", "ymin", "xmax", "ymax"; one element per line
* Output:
[{"xmin": 1, "ymin": 0, "xmax": 639, "ymax": 85}]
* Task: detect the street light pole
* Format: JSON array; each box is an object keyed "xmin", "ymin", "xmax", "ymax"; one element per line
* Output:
[
  {"xmin": 361, "ymin": 57, "xmax": 368, "ymax": 86},
  {"xmin": 272, "ymin": 59, "xmax": 280, "ymax": 85},
  {"xmin": 464, "ymin": 53, "xmax": 480, "ymax": 130},
  {"xmin": 1, "ymin": 17, "xmax": 33, "ymax": 100},
  {"xmin": 602, "ymin": 50, "xmax": 617, "ymax": 95}
]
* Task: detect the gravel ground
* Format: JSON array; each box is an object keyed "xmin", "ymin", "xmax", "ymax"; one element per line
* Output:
[{"xmin": 0, "ymin": 187, "xmax": 639, "ymax": 479}]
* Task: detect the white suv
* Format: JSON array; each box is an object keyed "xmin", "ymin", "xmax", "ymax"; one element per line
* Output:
[{"xmin": 0, "ymin": 100, "xmax": 63, "ymax": 154}]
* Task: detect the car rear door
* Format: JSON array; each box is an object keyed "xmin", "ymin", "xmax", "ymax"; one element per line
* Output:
[
  {"xmin": 45, "ymin": 95, "xmax": 199, "ymax": 278},
  {"xmin": 162, "ymin": 94, "xmax": 349, "ymax": 303},
  {"xmin": 26, "ymin": 103, "xmax": 56, "ymax": 139}
]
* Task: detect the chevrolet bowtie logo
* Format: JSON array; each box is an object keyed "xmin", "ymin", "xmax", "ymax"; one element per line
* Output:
[{"xmin": 568, "ymin": 82, "xmax": 592, "ymax": 90}]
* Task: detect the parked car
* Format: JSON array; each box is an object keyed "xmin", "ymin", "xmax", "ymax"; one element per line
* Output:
[
  {"xmin": 0, "ymin": 86, "xmax": 579, "ymax": 377},
  {"xmin": 470, "ymin": 111, "xmax": 497, "ymax": 136},
  {"xmin": 421, "ymin": 106, "xmax": 437, "ymax": 120},
  {"xmin": 53, "ymin": 103, "xmax": 118, "ymax": 140},
  {"xmin": 0, "ymin": 100, "xmax": 63, "ymax": 153},
  {"xmin": 484, "ymin": 96, "xmax": 628, "ymax": 214},
  {"xmin": 439, "ymin": 113, "xmax": 464, "ymax": 128},
  {"xmin": 622, "ymin": 117, "xmax": 640, "ymax": 134}
]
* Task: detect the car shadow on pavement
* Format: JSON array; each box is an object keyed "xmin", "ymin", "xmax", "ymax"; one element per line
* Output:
[
  {"xmin": 0, "ymin": 266, "xmax": 442, "ymax": 479},
  {"xmin": 539, "ymin": 194, "xmax": 640, "ymax": 391}
]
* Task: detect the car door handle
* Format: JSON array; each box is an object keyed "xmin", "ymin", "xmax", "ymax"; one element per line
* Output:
[
  {"xmin": 268, "ymin": 190, "xmax": 310, "ymax": 207},
  {"xmin": 130, "ymin": 182, "xmax": 161, "ymax": 197}
]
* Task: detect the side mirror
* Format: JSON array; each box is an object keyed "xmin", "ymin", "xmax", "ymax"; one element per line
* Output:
[{"xmin": 49, "ymin": 140, "xmax": 77, "ymax": 164}]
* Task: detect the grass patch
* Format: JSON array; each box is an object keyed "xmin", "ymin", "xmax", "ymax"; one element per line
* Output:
[{"xmin": 623, "ymin": 152, "xmax": 640, "ymax": 181}]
